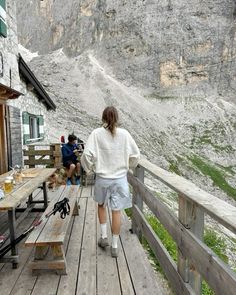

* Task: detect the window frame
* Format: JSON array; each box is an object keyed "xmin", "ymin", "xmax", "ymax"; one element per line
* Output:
[{"xmin": 22, "ymin": 112, "xmax": 44, "ymax": 144}]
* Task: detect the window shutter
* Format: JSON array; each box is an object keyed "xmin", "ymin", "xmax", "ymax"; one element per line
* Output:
[
  {"xmin": 8, "ymin": 106, "xmax": 23, "ymax": 167},
  {"xmin": 0, "ymin": 0, "xmax": 7, "ymax": 38},
  {"xmin": 22, "ymin": 112, "xmax": 30, "ymax": 144},
  {"xmin": 38, "ymin": 115, "xmax": 44, "ymax": 139}
]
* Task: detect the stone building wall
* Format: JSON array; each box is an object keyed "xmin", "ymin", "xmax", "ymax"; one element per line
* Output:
[
  {"xmin": 0, "ymin": 0, "xmax": 21, "ymax": 91},
  {"xmin": 8, "ymin": 82, "xmax": 53, "ymax": 145},
  {"xmin": 0, "ymin": 0, "xmax": 55, "ymax": 170}
]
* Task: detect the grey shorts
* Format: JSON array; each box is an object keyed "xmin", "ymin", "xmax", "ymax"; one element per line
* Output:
[{"xmin": 94, "ymin": 175, "xmax": 132, "ymax": 211}]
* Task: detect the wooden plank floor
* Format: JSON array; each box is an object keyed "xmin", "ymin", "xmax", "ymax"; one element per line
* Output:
[{"xmin": 0, "ymin": 185, "xmax": 169, "ymax": 295}]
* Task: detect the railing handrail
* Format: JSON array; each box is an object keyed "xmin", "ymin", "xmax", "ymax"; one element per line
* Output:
[
  {"xmin": 128, "ymin": 158, "xmax": 236, "ymax": 295},
  {"xmin": 138, "ymin": 157, "xmax": 236, "ymax": 235}
]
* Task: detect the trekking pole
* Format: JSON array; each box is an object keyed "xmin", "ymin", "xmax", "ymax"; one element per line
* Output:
[{"xmin": 0, "ymin": 197, "xmax": 70, "ymax": 259}]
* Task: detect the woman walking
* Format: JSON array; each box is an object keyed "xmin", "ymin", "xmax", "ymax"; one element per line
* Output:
[{"xmin": 81, "ymin": 106, "xmax": 140, "ymax": 257}]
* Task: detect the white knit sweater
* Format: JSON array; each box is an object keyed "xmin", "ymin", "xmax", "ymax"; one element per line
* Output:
[{"xmin": 81, "ymin": 127, "xmax": 140, "ymax": 178}]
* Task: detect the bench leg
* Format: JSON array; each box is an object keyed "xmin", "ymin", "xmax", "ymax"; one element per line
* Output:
[
  {"xmin": 34, "ymin": 245, "xmax": 49, "ymax": 260},
  {"xmin": 72, "ymin": 200, "xmax": 79, "ymax": 216},
  {"xmin": 31, "ymin": 246, "xmax": 49, "ymax": 276},
  {"xmin": 31, "ymin": 245, "xmax": 67, "ymax": 275},
  {"xmin": 52, "ymin": 245, "xmax": 67, "ymax": 275}
]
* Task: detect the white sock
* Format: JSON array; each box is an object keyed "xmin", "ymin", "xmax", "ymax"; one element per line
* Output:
[
  {"xmin": 100, "ymin": 223, "xmax": 107, "ymax": 239},
  {"xmin": 112, "ymin": 234, "xmax": 119, "ymax": 248}
]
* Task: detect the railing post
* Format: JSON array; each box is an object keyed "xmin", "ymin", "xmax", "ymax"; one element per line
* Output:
[
  {"xmin": 28, "ymin": 145, "xmax": 35, "ymax": 168},
  {"xmin": 53, "ymin": 143, "xmax": 62, "ymax": 168},
  {"xmin": 132, "ymin": 165, "xmax": 144, "ymax": 240},
  {"xmin": 50, "ymin": 145, "xmax": 54, "ymax": 167},
  {"xmin": 178, "ymin": 194, "xmax": 204, "ymax": 294}
]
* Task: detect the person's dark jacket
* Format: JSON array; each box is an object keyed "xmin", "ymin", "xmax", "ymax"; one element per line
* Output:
[{"xmin": 61, "ymin": 143, "xmax": 78, "ymax": 166}]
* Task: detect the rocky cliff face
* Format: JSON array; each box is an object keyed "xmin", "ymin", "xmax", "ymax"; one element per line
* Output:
[
  {"xmin": 16, "ymin": 0, "xmax": 236, "ymax": 207},
  {"xmin": 17, "ymin": 0, "xmax": 236, "ymax": 98}
]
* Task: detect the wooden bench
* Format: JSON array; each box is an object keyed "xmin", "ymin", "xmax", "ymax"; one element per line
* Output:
[{"xmin": 25, "ymin": 185, "xmax": 80, "ymax": 275}]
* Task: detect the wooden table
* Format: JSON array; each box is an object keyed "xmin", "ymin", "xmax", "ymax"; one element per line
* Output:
[{"xmin": 0, "ymin": 168, "xmax": 56, "ymax": 268}]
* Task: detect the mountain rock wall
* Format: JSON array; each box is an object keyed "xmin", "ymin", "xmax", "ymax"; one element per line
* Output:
[{"xmin": 17, "ymin": 0, "xmax": 236, "ymax": 98}]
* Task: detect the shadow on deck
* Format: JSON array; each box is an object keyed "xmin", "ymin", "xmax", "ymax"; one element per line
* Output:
[{"xmin": 0, "ymin": 185, "xmax": 169, "ymax": 295}]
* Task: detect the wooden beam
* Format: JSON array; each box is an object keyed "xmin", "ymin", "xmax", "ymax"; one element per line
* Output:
[
  {"xmin": 138, "ymin": 158, "xmax": 236, "ymax": 234},
  {"xmin": 0, "ymin": 94, "xmax": 9, "ymax": 100},
  {"xmin": 0, "ymin": 89, "xmax": 7, "ymax": 95},
  {"xmin": 0, "ymin": 83, "xmax": 22, "ymax": 99},
  {"xmin": 23, "ymin": 149, "xmax": 54, "ymax": 156}
]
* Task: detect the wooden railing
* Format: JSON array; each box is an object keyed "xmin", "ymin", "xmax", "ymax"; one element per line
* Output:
[
  {"xmin": 128, "ymin": 158, "xmax": 236, "ymax": 295},
  {"xmin": 23, "ymin": 143, "xmax": 62, "ymax": 168}
]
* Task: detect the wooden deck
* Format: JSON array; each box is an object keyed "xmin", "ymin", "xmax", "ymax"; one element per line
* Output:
[{"xmin": 0, "ymin": 185, "xmax": 169, "ymax": 295}]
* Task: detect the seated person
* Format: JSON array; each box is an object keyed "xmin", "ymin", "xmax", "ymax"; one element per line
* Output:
[{"xmin": 61, "ymin": 134, "xmax": 81, "ymax": 185}]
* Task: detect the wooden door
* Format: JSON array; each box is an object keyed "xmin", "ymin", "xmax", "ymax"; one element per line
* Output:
[{"xmin": 0, "ymin": 104, "xmax": 8, "ymax": 174}]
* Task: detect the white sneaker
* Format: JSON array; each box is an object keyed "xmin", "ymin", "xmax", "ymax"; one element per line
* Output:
[
  {"xmin": 111, "ymin": 246, "xmax": 118, "ymax": 258},
  {"xmin": 98, "ymin": 237, "xmax": 109, "ymax": 248}
]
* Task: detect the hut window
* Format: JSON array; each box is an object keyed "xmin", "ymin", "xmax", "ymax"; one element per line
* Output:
[{"xmin": 22, "ymin": 112, "xmax": 44, "ymax": 144}]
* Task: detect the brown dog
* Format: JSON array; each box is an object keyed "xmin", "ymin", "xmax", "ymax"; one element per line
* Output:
[{"xmin": 47, "ymin": 168, "xmax": 67, "ymax": 190}]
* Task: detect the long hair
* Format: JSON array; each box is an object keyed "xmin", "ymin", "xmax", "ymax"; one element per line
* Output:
[{"xmin": 102, "ymin": 106, "xmax": 118, "ymax": 136}]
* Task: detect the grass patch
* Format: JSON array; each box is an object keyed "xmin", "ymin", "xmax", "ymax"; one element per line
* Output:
[
  {"xmin": 204, "ymin": 229, "xmax": 228, "ymax": 263},
  {"xmin": 191, "ymin": 134, "xmax": 235, "ymax": 153},
  {"xmin": 125, "ymin": 208, "xmax": 132, "ymax": 218},
  {"xmin": 188, "ymin": 155, "xmax": 236, "ymax": 200},
  {"xmin": 141, "ymin": 214, "xmax": 229, "ymax": 294},
  {"xmin": 169, "ymin": 160, "xmax": 181, "ymax": 175},
  {"xmin": 145, "ymin": 93, "xmax": 176, "ymax": 100},
  {"xmin": 145, "ymin": 215, "xmax": 177, "ymax": 261}
]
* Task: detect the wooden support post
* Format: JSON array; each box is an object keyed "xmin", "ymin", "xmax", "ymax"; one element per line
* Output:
[
  {"xmin": 132, "ymin": 165, "xmax": 144, "ymax": 240},
  {"xmin": 178, "ymin": 194, "xmax": 204, "ymax": 294},
  {"xmin": 50, "ymin": 145, "xmax": 54, "ymax": 167},
  {"xmin": 42, "ymin": 181, "xmax": 48, "ymax": 209},
  {"xmin": 28, "ymin": 145, "xmax": 35, "ymax": 168},
  {"xmin": 8, "ymin": 209, "xmax": 18, "ymax": 269},
  {"xmin": 53, "ymin": 143, "xmax": 62, "ymax": 168}
]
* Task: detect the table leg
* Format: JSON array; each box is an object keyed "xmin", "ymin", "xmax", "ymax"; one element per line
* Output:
[
  {"xmin": 8, "ymin": 209, "xmax": 18, "ymax": 269},
  {"xmin": 27, "ymin": 193, "xmax": 33, "ymax": 207},
  {"xmin": 42, "ymin": 182, "xmax": 48, "ymax": 209}
]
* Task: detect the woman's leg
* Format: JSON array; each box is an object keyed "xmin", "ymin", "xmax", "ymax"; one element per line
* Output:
[
  {"xmin": 111, "ymin": 210, "xmax": 121, "ymax": 235},
  {"xmin": 98, "ymin": 204, "xmax": 107, "ymax": 224},
  {"xmin": 97, "ymin": 204, "xmax": 109, "ymax": 248},
  {"xmin": 111, "ymin": 210, "xmax": 121, "ymax": 257}
]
